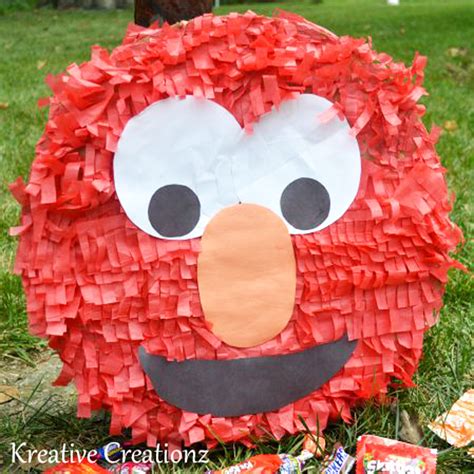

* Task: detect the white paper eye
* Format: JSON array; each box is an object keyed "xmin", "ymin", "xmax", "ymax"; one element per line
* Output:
[
  {"xmin": 232, "ymin": 94, "xmax": 361, "ymax": 234},
  {"xmin": 115, "ymin": 95, "xmax": 361, "ymax": 241},
  {"xmin": 114, "ymin": 97, "xmax": 241, "ymax": 240}
]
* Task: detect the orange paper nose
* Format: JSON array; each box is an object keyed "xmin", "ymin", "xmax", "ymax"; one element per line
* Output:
[{"xmin": 197, "ymin": 204, "xmax": 296, "ymax": 348}]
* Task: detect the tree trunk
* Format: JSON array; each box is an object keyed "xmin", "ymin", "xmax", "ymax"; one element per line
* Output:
[
  {"xmin": 56, "ymin": 0, "xmax": 133, "ymax": 9},
  {"xmin": 135, "ymin": 0, "xmax": 213, "ymax": 27}
]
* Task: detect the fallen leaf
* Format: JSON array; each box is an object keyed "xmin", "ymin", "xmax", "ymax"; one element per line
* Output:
[
  {"xmin": 447, "ymin": 47, "xmax": 468, "ymax": 58},
  {"xmin": 0, "ymin": 102, "xmax": 9, "ymax": 110},
  {"xmin": 399, "ymin": 409, "xmax": 423, "ymax": 445},
  {"xmin": 443, "ymin": 120, "xmax": 458, "ymax": 132},
  {"xmin": 174, "ymin": 20, "xmax": 189, "ymax": 29},
  {"xmin": 37, "ymin": 60, "xmax": 47, "ymax": 70},
  {"xmin": 428, "ymin": 390, "xmax": 474, "ymax": 448},
  {"xmin": 0, "ymin": 385, "xmax": 20, "ymax": 404}
]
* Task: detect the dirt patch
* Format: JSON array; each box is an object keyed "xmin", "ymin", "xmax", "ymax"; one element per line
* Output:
[
  {"xmin": 0, "ymin": 349, "xmax": 76, "ymax": 416},
  {"xmin": 445, "ymin": 46, "xmax": 473, "ymax": 85}
]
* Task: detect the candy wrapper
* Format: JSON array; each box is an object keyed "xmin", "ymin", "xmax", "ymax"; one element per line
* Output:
[
  {"xmin": 321, "ymin": 446, "xmax": 355, "ymax": 474},
  {"xmin": 91, "ymin": 442, "xmax": 123, "ymax": 463},
  {"xmin": 45, "ymin": 461, "xmax": 109, "ymax": 473},
  {"xmin": 428, "ymin": 389, "xmax": 474, "ymax": 449},
  {"xmin": 356, "ymin": 435, "xmax": 437, "ymax": 473},
  {"xmin": 108, "ymin": 462, "xmax": 153, "ymax": 474},
  {"xmin": 206, "ymin": 451, "xmax": 313, "ymax": 474},
  {"xmin": 279, "ymin": 451, "xmax": 314, "ymax": 474}
]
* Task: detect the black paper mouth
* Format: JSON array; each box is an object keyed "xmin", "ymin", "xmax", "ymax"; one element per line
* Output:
[{"xmin": 139, "ymin": 335, "xmax": 357, "ymax": 417}]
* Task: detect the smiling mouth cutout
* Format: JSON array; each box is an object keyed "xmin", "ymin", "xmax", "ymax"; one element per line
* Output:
[{"xmin": 139, "ymin": 335, "xmax": 357, "ymax": 417}]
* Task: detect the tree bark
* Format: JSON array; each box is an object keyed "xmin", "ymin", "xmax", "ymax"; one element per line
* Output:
[
  {"xmin": 56, "ymin": 0, "xmax": 133, "ymax": 9},
  {"xmin": 135, "ymin": 0, "xmax": 213, "ymax": 27}
]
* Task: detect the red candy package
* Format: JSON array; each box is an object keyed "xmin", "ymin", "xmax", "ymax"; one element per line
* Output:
[
  {"xmin": 45, "ymin": 461, "xmax": 109, "ymax": 474},
  {"xmin": 206, "ymin": 454, "xmax": 283, "ymax": 474},
  {"xmin": 356, "ymin": 435, "xmax": 437, "ymax": 474}
]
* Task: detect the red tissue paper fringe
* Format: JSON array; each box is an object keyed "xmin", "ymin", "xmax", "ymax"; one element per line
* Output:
[{"xmin": 10, "ymin": 11, "xmax": 463, "ymax": 448}]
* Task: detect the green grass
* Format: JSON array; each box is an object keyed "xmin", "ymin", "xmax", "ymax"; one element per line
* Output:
[{"xmin": 0, "ymin": 1, "xmax": 472, "ymax": 472}]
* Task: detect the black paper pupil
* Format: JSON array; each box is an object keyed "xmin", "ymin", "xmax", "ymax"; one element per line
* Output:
[
  {"xmin": 280, "ymin": 178, "xmax": 331, "ymax": 230},
  {"xmin": 148, "ymin": 185, "xmax": 200, "ymax": 238}
]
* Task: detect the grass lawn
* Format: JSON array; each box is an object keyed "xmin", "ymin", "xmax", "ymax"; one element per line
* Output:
[{"xmin": 0, "ymin": 0, "xmax": 472, "ymax": 472}]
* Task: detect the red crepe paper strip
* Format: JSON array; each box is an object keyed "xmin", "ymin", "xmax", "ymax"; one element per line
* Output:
[{"xmin": 11, "ymin": 10, "xmax": 462, "ymax": 448}]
